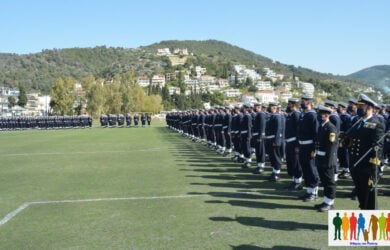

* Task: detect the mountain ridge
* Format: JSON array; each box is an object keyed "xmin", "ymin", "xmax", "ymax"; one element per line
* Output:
[{"xmin": 0, "ymin": 39, "xmax": 386, "ymax": 100}]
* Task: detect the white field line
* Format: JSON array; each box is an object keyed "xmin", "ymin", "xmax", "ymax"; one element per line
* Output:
[
  {"xmin": 0, "ymin": 148, "xmax": 162, "ymax": 157},
  {"xmin": 0, "ymin": 194, "xmax": 208, "ymax": 227}
]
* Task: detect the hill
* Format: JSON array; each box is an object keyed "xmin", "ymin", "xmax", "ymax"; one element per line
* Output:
[
  {"xmin": 0, "ymin": 40, "xmax": 378, "ymax": 100},
  {"xmin": 347, "ymin": 65, "xmax": 390, "ymax": 93}
]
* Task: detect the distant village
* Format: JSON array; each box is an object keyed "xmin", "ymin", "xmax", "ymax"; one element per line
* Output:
[{"xmin": 0, "ymin": 47, "xmax": 383, "ymax": 116}]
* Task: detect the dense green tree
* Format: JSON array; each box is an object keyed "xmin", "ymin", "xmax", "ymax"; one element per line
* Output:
[
  {"xmin": 50, "ymin": 77, "xmax": 76, "ymax": 115},
  {"xmin": 8, "ymin": 96, "xmax": 16, "ymax": 108},
  {"xmin": 86, "ymin": 81, "xmax": 105, "ymax": 117},
  {"xmin": 17, "ymin": 84, "xmax": 28, "ymax": 107}
]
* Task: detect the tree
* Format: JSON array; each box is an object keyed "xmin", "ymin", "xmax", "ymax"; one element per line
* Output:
[
  {"xmin": 8, "ymin": 96, "xmax": 16, "ymax": 108},
  {"xmin": 86, "ymin": 81, "xmax": 105, "ymax": 117},
  {"xmin": 17, "ymin": 84, "xmax": 28, "ymax": 107},
  {"xmin": 142, "ymin": 95, "xmax": 162, "ymax": 114},
  {"xmin": 50, "ymin": 77, "xmax": 76, "ymax": 115}
]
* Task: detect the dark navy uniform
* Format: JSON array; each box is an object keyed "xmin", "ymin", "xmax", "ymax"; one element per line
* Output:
[
  {"xmin": 252, "ymin": 104, "xmax": 267, "ymax": 171},
  {"xmin": 126, "ymin": 114, "xmax": 132, "ymax": 127},
  {"xmin": 240, "ymin": 104, "xmax": 252, "ymax": 167},
  {"xmin": 222, "ymin": 106, "xmax": 233, "ymax": 155},
  {"xmin": 284, "ymin": 98, "xmax": 302, "ymax": 188},
  {"xmin": 141, "ymin": 113, "xmax": 146, "ymax": 127},
  {"xmin": 133, "ymin": 114, "xmax": 139, "ymax": 127},
  {"xmin": 337, "ymin": 102, "xmax": 351, "ymax": 178},
  {"xmin": 265, "ymin": 102, "xmax": 283, "ymax": 180},
  {"xmin": 298, "ymin": 96, "xmax": 319, "ymax": 201},
  {"xmin": 315, "ymin": 105, "xmax": 338, "ymax": 212},
  {"xmin": 350, "ymin": 94, "xmax": 385, "ymax": 209},
  {"xmin": 231, "ymin": 107, "xmax": 243, "ymax": 161},
  {"xmin": 147, "ymin": 113, "xmax": 152, "ymax": 126}
]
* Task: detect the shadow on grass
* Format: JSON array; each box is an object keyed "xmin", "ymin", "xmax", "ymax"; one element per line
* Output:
[
  {"xmin": 231, "ymin": 244, "xmax": 316, "ymax": 250},
  {"xmin": 210, "ymin": 216, "xmax": 327, "ymax": 231},
  {"xmin": 205, "ymin": 199, "xmax": 312, "ymax": 210}
]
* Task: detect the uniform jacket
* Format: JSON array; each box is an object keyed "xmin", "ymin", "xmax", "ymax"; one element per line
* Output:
[{"xmin": 315, "ymin": 121, "xmax": 338, "ymax": 167}]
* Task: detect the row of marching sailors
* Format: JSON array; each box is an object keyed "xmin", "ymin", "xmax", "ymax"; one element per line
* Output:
[
  {"xmin": 0, "ymin": 115, "xmax": 92, "ymax": 130},
  {"xmin": 166, "ymin": 94, "xmax": 389, "ymax": 212},
  {"xmin": 100, "ymin": 113, "xmax": 152, "ymax": 128}
]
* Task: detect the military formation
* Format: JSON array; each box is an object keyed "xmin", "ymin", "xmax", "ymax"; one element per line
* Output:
[
  {"xmin": 0, "ymin": 115, "xmax": 92, "ymax": 130},
  {"xmin": 100, "ymin": 113, "xmax": 152, "ymax": 128},
  {"xmin": 166, "ymin": 94, "xmax": 390, "ymax": 212}
]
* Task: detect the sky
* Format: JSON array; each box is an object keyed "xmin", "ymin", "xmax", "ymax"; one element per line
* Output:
[{"xmin": 1, "ymin": 0, "xmax": 389, "ymax": 76}]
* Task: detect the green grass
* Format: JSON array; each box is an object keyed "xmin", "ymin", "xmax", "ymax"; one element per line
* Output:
[{"xmin": 0, "ymin": 123, "xmax": 389, "ymax": 249}]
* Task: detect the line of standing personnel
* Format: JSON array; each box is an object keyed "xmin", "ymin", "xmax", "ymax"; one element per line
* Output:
[
  {"xmin": 0, "ymin": 115, "xmax": 92, "ymax": 130},
  {"xmin": 100, "ymin": 113, "xmax": 152, "ymax": 128},
  {"xmin": 166, "ymin": 94, "xmax": 389, "ymax": 212}
]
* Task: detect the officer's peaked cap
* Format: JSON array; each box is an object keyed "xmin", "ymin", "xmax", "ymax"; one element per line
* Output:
[
  {"xmin": 357, "ymin": 94, "xmax": 377, "ymax": 107},
  {"xmin": 301, "ymin": 95, "xmax": 313, "ymax": 101},
  {"xmin": 338, "ymin": 102, "xmax": 348, "ymax": 108},
  {"xmin": 348, "ymin": 98, "xmax": 358, "ymax": 105},
  {"xmin": 288, "ymin": 98, "xmax": 299, "ymax": 103},
  {"xmin": 268, "ymin": 101, "xmax": 278, "ymax": 106},
  {"xmin": 324, "ymin": 100, "xmax": 336, "ymax": 107},
  {"xmin": 317, "ymin": 104, "xmax": 332, "ymax": 114}
]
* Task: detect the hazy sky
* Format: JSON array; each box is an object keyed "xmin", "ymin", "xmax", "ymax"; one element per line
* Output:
[{"xmin": 1, "ymin": 0, "xmax": 389, "ymax": 75}]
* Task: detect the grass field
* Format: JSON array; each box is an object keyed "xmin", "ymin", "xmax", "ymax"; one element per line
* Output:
[{"xmin": 0, "ymin": 123, "xmax": 389, "ymax": 249}]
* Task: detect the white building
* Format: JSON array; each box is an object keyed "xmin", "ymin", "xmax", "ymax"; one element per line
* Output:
[
  {"xmin": 195, "ymin": 66, "xmax": 207, "ymax": 77},
  {"xmin": 151, "ymin": 74, "xmax": 166, "ymax": 88},
  {"xmin": 157, "ymin": 48, "xmax": 171, "ymax": 56},
  {"xmin": 184, "ymin": 79, "xmax": 199, "ymax": 89},
  {"xmin": 242, "ymin": 94, "xmax": 258, "ymax": 104},
  {"xmin": 199, "ymin": 75, "xmax": 216, "ymax": 85},
  {"xmin": 137, "ymin": 76, "xmax": 150, "ymax": 87},
  {"xmin": 223, "ymin": 88, "xmax": 241, "ymax": 98},
  {"xmin": 298, "ymin": 82, "xmax": 315, "ymax": 96},
  {"xmin": 206, "ymin": 84, "xmax": 221, "ymax": 93},
  {"xmin": 255, "ymin": 91, "xmax": 277, "ymax": 104},
  {"xmin": 255, "ymin": 81, "xmax": 273, "ymax": 90},
  {"xmin": 168, "ymin": 87, "xmax": 180, "ymax": 95},
  {"xmin": 277, "ymin": 89, "xmax": 293, "ymax": 103},
  {"xmin": 173, "ymin": 48, "xmax": 189, "ymax": 56},
  {"xmin": 218, "ymin": 78, "xmax": 229, "ymax": 87},
  {"xmin": 232, "ymin": 65, "xmax": 261, "ymax": 82}
]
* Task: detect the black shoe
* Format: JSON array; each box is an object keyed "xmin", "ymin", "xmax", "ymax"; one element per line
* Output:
[
  {"xmin": 338, "ymin": 171, "xmax": 350, "ymax": 179},
  {"xmin": 303, "ymin": 193, "xmax": 318, "ymax": 202},
  {"xmin": 286, "ymin": 182, "xmax": 303, "ymax": 191},
  {"xmin": 241, "ymin": 162, "xmax": 251, "ymax": 169},
  {"xmin": 237, "ymin": 158, "xmax": 245, "ymax": 163},
  {"xmin": 317, "ymin": 203, "xmax": 333, "ymax": 212},
  {"xmin": 350, "ymin": 188, "xmax": 357, "ymax": 200},
  {"xmin": 252, "ymin": 168, "xmax": 264, "ymax": 174},
  {"xmin": 268, "ymin": 173, "xmax": 280, "ymax": 182}
]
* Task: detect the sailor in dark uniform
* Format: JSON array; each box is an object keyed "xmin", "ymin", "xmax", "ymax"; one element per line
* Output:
[
  {"xmin": 133, "ymin": 113, "xmax": 139, "ymax": 127},
  {"xmin": 324, "ymin": 100, "xmax": 341, "ymax": 181},
  {"xmin": 117, "ymin": 114, "xmax": 125, "ymax": 128},
  {"xmin": 147, "ymin": 113, "xmax": 152, "ymax": 126},
  {"xmin": 100, "ymin": 114, "xmax": 108, "ymax": 128},
  {"xmin": 215, "ymin": 107, "xmax": 224, "ymax": 153},
  {"xmin": 297, "ymin": 96, "xmax": 320, "ymax": 202},
  {"xmin": 141, "ymin": 113, "xmax": 146, "ymax": 127},
  {"xmin": 231, "ymin": 105, "xmax": 243, "ymax": 162},
  {"xmin": 314, "ymin": 105, "xmax": 338, "ymax": 212},
  {"xmin": 240, "ymin": 103, "xmax": 253, "ymax": 168},
  {"xmin": 252, "ymin": 103, "xmax": 267, "ymax": 174},
  {"xmin": 384, "ymin": 104, "xmax": 390, "ymax": 166},
  {"xmin": 349, "ymin": 94, "xmax": 385, "ymax": 209},
  {"xmin": 284, "ymin": 98, "xmax": 303, "ymax": 189},
  {"xmin": 264, "ymin": 102, "xmax": 283, "ymax": 181},
  {"xmin": 337, "ymin": 102, "xmax": 352, "ymax": 179},
  {"xmin": 222, "ymin": 105, "xmax": 233, "ymax": 156},
  {"xmin": 126, "ymin": 113, "xmax": 132, "ymax": 127}
]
